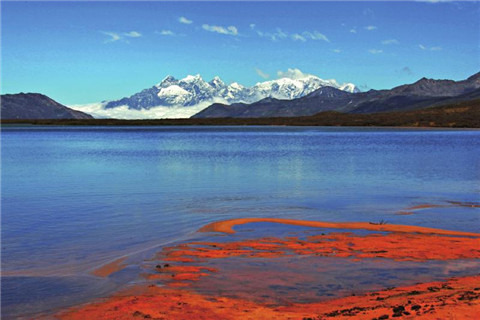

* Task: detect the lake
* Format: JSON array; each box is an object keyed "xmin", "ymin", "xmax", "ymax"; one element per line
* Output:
[{"xmin": 1, "ymin": 126, "xmax": 479, "ymax": 318}]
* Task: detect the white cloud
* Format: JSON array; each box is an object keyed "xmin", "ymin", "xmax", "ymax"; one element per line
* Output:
[
  {"xmin": 350, "ymin": 28, "xmax": 357, "ymax": 34},
  {"xmin": 277, "ymin": 68, "xmax": 313, "ymax": 80},
  {"xmin": 382, "ymin": 39, "xmax": 399, "ymax": 45},
  {"xmin": 365, "ymin": 25, "xmax": 377, "ymax": 31},
  {"xmin": 101, "ymin": 31, "xmax": 142, "ymax": 43},
  {"xmin": 124, "ymin": 31, "xmax": 142, "ymax": 38},
  {"xmin": 157, "ymin": 30, "xmax": 175, "ymax": 36},
  {"xmin": 257, "ymin": 28, "xmax": 288, "ymax": 41},
  {"xmin": 255, "ymin": 68, "xmax": 270, "ymax": 79},
  {"xmin": 368, "ymin": 49, "xmax": 383, "ymax": 54},
  {"xmin": 69, "ymin": 102, "xmax": 215, "ymax": 120},
  {"xmin": 202, "ymin": 24, "xmax": 238, "ymax": 36},
  {"xmin": 179, "ymin": 16, "xmax": 193, "ymax": 24},
  {"xmin": 303, "ymin": 31, "xmax": 330, "ymax": 42},
  {"xmin": 257, "ymin": 28, "xmax": 328, "ymax": 43},
  {"xmin": 101, "ymin": 31, "xmax": 121, "ymax": 43},
  {"xmin": 333, "ymin": 49, "xmax": 342, "ymax": 53},
  {"xmin": 275, "ymin": 28, "xmax": 288, "ymax": 39},
  {"xmin": 291, "ymin": 33, "xmax": 306, "ymax": 42},
  {"xmin": 250, "ymin": 23, "xmax": 256, "ymax": 30},
  {"xmin": 419, "ymin": 44, "xmax": 442, "ymax": 51}
]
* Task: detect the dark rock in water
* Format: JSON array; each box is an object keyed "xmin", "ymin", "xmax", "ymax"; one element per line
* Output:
[
  {"xmin": 1, "ymin": 93, "xmax": 93, "ymax": 119},
  {"xmin": 392, "ymin": 305, "xmax": 405, "ymax": 317}
]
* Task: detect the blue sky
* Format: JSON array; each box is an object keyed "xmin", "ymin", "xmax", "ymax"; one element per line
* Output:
[{"xmin": 1, "ymin": 1, "xmax": 479, "ymax": 105}]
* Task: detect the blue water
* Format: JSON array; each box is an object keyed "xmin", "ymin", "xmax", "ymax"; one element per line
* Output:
[{"xmin": 1, "ymin": 126, "xmax": 479, "ymax": 317}]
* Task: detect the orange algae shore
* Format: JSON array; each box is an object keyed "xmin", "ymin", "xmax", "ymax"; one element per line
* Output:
[
  {"xmin": 56, "ymin": 219, "xmax": 480, "ymax": 319},
  {"xmin": 198, "ymin": 217, "xmax": 480, "ymax": 237},
  {"xmin": 162, "ymin": 232, "xmax": 480, "ymax": 263},
  {"xmin": 57, "ymin": 275, "xmax": 480, "ymax": 320}
]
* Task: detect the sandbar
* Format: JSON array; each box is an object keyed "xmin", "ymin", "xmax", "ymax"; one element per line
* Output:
[
  {"xmin": 90, "ymin": 257, "xmax": 127, "ymax": 277},
  {"xmin": 198, "ymin": 217, "xmax": 480, "ymax": 237}
]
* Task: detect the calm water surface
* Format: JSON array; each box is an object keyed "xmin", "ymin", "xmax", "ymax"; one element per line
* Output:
[{"xmin": 2, "ymin": 126, "xmax": 479, "ymax": 318}]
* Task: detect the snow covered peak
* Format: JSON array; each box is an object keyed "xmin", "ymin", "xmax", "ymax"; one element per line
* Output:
[
  {"xmin": 157, "ymin": 85, "xmax": 192, "ymax": 105},
  {"xmin": 157, "ymin": 75, "xmax": 178, "ymax": 88},
  {"xmin": 209, "ymin": 76, "xmax": 226, "ymax": 89},
  {"xmin": 181, "ymin": 74, "xmax": 203, "ymax": 83},
  {"xmin": 229, "ymin": 82, "xmax": 244, "ymax": 90},
  {"xmin": 162, "ymin": 75, "xmax": 177, "ymax": 82},
  {"xmin": 339, "ymin": 83, "xmax": 360, "ymax": 93},
  {"xmin": 158, "ymin": 85, "xmax": 190, "ymax": 96},
  {"xmin": 100, "ymin": 70, "xmax": 360, "ymax": 118}
]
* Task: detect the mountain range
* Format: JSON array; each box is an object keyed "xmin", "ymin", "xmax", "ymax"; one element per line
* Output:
[
  {"xmin": 71, "ymin": 73, "xmax": 359, "ymax": 119},
  {"xmin": 1, "ymin": 93, "xmax": 93, "ymax": 120},
  {"xmin": 193, "ymin": 72, "xmax": 480, "ymax": 118},
  {"xmin": 2, "ymin": 72, "xmax": 479, "ymax": 123}
]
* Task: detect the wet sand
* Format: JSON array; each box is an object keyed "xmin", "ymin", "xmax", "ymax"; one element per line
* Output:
[
  {"xmin": 198, "ymin": 217, "xmax": 480, "ymax": 237},
  {"xmin": 57, "ymin": 274, "xmax": 480, "ymax": 320},
  {"xmin": 90, "ymin": 257, "xmax": 128, "ymax": 278},
  {"xmin": 396, "ymin": 201, "xmax": 480, "ymax": 215},
  {"xmin": 55, "ymin": 219, "xmax": 480, "ymax": 319}
]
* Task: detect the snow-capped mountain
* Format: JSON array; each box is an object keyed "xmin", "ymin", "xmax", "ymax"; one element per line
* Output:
[{"xmin": 70, "ymin": 73, "xmax": 360, "ymax": 119}]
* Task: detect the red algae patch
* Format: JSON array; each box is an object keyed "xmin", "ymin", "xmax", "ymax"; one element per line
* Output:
[
  {"xmin": 58, "ymin": 220, "xmax": 480, "ymax": 319},
  {"xmin": 57, "ymin": 275, "xmax": 480, "ymax": 320},
  {"xmin": 160, "ymin": 232, "xmax": 480, "ymax": 263},
  {"xmin": 198, "ymin": 217, "xmax": 480, "ymax": 237},
  {"xmin": 141, "ymin": 264, "xmax": 218, "ymax": 287},
  {"xmin": 278, "ymin": 274, "xmax": 480, "ymax": 319},
  {"xmin": 90, "ymin": 257, "xmax": 128, "ymax": 277}
]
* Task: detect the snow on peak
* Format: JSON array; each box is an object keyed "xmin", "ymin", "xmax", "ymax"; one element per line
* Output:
[
  {"xmin": 86, "ymin": 70, "xmax": 360, "ymax": 118},
  {"xmin": 339, "ymin": 83, "xmax": 360, "ymax": 93},
  {"xmin": 162, "ymin": 75, "xmax": 177, "ymax": 82},
  {"xmin": 181, "ymin": 74, "xmax": 203, "ymax": 82},
  {"xmin": 158, "ymin": 85, "xmax": 191, "ymax": 96},
  {"xmin": 157, "ymin": 85, "xmax": 193, "ymax": 105},
  {"xmin": 229, "ymin": 82, "xmax": 244, "ymax": 90},
  {"xmin": 157, "ymin": 75, "xmax": 178, "ymax": 88},
  {"xmin": 209, "ymin": 76, "xmax": 226, "ymax": 88}
]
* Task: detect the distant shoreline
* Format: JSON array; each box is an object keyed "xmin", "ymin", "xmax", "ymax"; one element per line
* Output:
[
  {"xmin": 2, "ymin": 98, "xmax": 479, "ymax": 128},
  {"xmin": 2, "ymin": 121, "xmax": 479, "ymax": 130}
]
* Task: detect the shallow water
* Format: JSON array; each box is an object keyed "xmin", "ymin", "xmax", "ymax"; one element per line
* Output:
[{"xmin": 1, "ymin": 126, "xmax": 479, "ymax": 318}]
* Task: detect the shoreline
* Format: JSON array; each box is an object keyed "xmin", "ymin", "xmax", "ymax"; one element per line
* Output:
[
  {"xmin": 3, "ymin": 122, "xmax": 480, "ymax": 131},
  {"xmin": 56, "ymin": 274, "xmax": 480, "ymax": 320},
  {"xmin": 198, "ymin": 217, "xmax": 480, "ymax": 237},
  {"xmin": 1, "ymin": 98, "xmax": 479, "ymax": 128},
  {"xmin": 52, "ymin": 218, "xmax": 480, "ymax": 319}
]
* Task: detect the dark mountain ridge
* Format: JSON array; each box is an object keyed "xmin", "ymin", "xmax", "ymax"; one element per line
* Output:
[
  {"xmin": 192, "ymin": 72, "xmax": 480, "ymax": 118},
  {"xmin": 1, "ymin": 93, "xmax": 93, "ymax": 119},
  {"xmin": 4, "ymin": 97, "xmax": 479, "ymax": 128}
]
